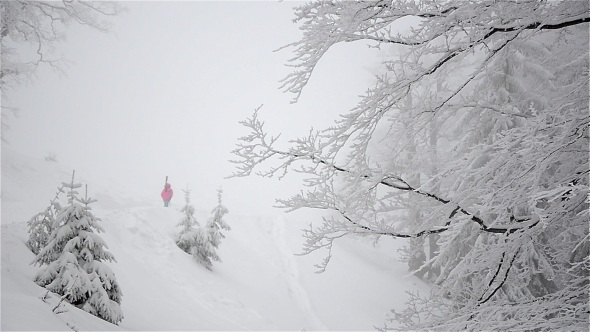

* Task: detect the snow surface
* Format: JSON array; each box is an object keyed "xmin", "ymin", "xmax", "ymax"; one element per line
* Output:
[{"xmin": 1, "ymin": 146, "xmax": 428, "ymax": 330}]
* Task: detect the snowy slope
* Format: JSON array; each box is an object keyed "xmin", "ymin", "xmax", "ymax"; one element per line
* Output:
[{"xmin": 1, "ymin": 147, "xmax": 428, "ymax": 331}]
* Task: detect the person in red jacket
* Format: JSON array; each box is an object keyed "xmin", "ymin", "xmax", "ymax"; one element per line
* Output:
[{"xmin": 161, "ymin": 182, "xmax": 173, "ymax": 207}]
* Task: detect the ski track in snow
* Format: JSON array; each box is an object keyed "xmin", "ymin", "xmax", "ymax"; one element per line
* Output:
[{"xmin": 270, "ymin": 216, "xmax": 329, "ymax": 331}]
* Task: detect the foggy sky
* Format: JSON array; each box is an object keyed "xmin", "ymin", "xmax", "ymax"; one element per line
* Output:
[{"xmin": 3, "ymin": 1, "xmax": 378, "ymax": 217}]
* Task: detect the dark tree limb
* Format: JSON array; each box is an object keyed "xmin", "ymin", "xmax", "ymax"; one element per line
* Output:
[{"xmin": 478, "ymin": 248, "xmax": 522, "ymax": 305}]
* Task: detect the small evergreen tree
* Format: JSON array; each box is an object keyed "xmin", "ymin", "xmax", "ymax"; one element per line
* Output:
[
  {"xmin": 208, "ymin": 187, "xmax": 230, "ymax": 248},
  {"xmin": 176, "ymin": 187, "xmax": 200, "ymax": 254},
  {"xmin": 26, "ymin": 185, "xmax": 64, "ymax": 255},
  {"xmin": 33, "ymin": 171, "xmax": 123, "ymax": 325},
  {"xmin": 175, "ymin": 187, "xmax": 229, "ymax": 270},
  {"xmin": 194, "ymin": 188, "xmax": 230, "ymax": 269},
  {"xmin": 191, "ymin": 226, "xmax": 221, "ymax": 271}
]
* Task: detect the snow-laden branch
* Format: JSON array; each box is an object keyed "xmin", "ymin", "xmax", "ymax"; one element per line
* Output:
[
  {"xmin": 278, "ymin": 0, "xmax": 589, "ymax": 103},
  {"xmin": 231, "ymin": 1, "xmax": 589, "ymax": 329},
  {"xmin": 232, "ymin": 108, "xmax": 546, "ymax": 237},
  {"xmin": 1, "ymin": 1, "xmax": 121, "ymax": 90}
]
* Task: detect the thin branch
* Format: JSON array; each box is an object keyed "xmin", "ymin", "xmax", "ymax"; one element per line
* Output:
[
  {"xmin": 478, "ymin": 247, "xmax": 522, "ymax": 305},
  {"xmin": 339, "ymin": 209, "xmax": 448, "ymax": 238},
  {"xmin": 232, "ymin": 110, "xmax": 540, "ymax": 236}
]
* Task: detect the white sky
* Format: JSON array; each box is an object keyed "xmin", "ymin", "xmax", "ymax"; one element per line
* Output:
[{"xmin": 3, "ymin": 1, "xmax": 379, "ymax": 217}]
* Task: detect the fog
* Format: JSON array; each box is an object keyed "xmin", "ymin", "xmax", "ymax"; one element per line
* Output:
[{"xmin": 3, "ymin": 1, "xmax": 378, "ymax": 217}]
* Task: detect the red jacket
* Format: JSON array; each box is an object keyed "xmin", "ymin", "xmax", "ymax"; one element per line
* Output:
[{"xmin": 161, "ymin": 183, "xmax": 173, "ymax": 201}]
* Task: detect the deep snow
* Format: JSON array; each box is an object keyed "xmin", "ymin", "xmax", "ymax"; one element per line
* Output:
[{"xmin": 1, "ymin": 147, "xmax": 428, "ymax": 331}]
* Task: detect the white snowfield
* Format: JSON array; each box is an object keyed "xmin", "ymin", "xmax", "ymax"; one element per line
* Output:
[{"xmin": 1, "ymin": 147, "xmax": 427, "ymax": 331}]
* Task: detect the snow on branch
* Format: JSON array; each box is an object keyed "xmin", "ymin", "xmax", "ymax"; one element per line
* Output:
[
  {"xmin": 231, "ymin": 1, "xmax": 589, "ymax": 329},
  {"xmin": 277, "ymin": 0, "xmax": 589, "ymax": 103},
  {"xmin": 233, "ymin": 107, "xmax": 543, "ymax": 236}
]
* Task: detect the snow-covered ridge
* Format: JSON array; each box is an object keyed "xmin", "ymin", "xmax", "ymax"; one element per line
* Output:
[{"xmin": 1, "ymin": 147, "xmax": 426, "ymax": 330}]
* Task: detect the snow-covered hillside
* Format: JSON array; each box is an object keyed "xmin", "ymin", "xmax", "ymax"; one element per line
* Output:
[{"xmin": 1, "ymin": 147, "xmax": 428, "ymax": 331}]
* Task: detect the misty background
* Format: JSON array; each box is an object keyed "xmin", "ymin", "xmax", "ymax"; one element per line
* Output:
[{"xmin": 2, "ymin": 1, "xmax": 379, "ymax": 217}]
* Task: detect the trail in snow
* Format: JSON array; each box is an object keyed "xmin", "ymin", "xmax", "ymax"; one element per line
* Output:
[{"xmin": 270, "ymin": 216, "xmax": 328, "ymax": 330}]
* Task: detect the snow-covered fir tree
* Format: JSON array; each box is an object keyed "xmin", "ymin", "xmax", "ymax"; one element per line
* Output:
[
  {"xmin": 191, "ymin": 226, "xmax": 221, "ymax": 271},
  {"xmin": 175, "ymin": 187, "xmax": 229, "ymax": 270},
  {"xmin": 207, "ymin": 187, "xmax": 230, "ymax": 247},
  {"xmin": 192, "ymin": 188, "xmax": 231, "ymax": 270},
  {"xmin": 231, "ymin": 1, "xmax": 589, "ymax": 330},
  {"xmin": 176, "ymin": 187, "xmax": 200, "ymax": 254},
  {"xmin": 33, "ymin": 171, "xmax": 123, "ymax": 325},
  {"xmin": 26, "ymin": 185, "xmax": 64, "ymax": 255}
]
